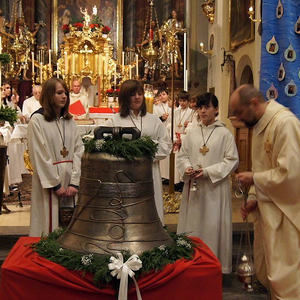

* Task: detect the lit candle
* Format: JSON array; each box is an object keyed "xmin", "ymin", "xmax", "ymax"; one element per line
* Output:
[
  {"xmin": 249, "ymin": 6, "xmax": 253, "ymax": 13},
  {"xmin": 48, "ymin": 49, "xmax": 51, "ymax": 71},
  {"xmin": 200, "ymin": 42, "xmax": 204, "ymax": 52},
  {"xmin": 31, "ymin": 51, "xmax": 34, "ymax": 76},
  {"xmin": 64, "ymin": 51, "xmax": 68, "ymax": 74},
  {"xmin": 135, "ymin": 54, "xmax": 139, "ymax": 78}
]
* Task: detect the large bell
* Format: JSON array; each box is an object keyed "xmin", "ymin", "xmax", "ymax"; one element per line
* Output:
[{"xmin": 58, "ymin": 127, "xmax": 173, "ymax": 255}]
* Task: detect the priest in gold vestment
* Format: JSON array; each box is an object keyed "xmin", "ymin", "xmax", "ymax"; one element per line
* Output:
[{"xmin": 230, "ymin": 84, "xmax": 300, "ymax": 300}]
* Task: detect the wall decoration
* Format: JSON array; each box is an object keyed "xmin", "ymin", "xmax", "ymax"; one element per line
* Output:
[
  {"xmin": 266, "ymin": 84, "xmax": 278, "ymax": 100},
  {"xmin": 295, "ymin": 16, "xmax": 300, "ymax": 34},
  {"xmin": 266, "ymin": 36, "xmax": 279, "ymax": 54},
  {"xmin": 277, "ymin": 63, "xmax": 285, "ymax": 81},
  {"xmin": 276, "ymin": 0, "xmax": 283, "ymax": 19},
  {"xmin": 285, "ymin": 80, "xmax": 297, "ymax": 97},
  {"xmin": 229, "ymin": 0, "xmax": 254, "ymax": 50},
  {"xmin": 284, "ymin": 44, "xmax": 296, "ymax": 62}
]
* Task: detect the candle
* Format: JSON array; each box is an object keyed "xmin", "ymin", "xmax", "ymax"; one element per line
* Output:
[
  {"xmin": 48, "ymin": 49, "xmax": 51, "ymax": 70},
  {"xmin": 122, "ymin": 51, "xmax": 125, "ymax": 69},
  {"xmin": 129, "ymin": 65, "xmax": 132, "ymax": 79},
  {"xmin": 135, "ymin": 54, "xmax": 139, "ymax": 78},
  {"xmin": 64, "ymin": 51, "xmax": 68, "ymax": 74},
  {"xmin": 31, "ymin": 51, "xmax": 34, "ymax": 76},
  {"xmin": 184, "ymin": 32, "xmax": 187, "ymax": 91},
  {"xmin": 200, "ymin": 42, "xmax": 204, "ymax": 52}
]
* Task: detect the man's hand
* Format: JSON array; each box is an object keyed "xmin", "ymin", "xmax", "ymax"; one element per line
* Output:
[
  {"xmin": 54, "ymin": 186, "xmax": 66, "ymax": 197},
  {"xmin": 236, "ymin": 172, "xmax": 254, "ymax": 187},
  {"xmin": 185, "ymin": 167, "xmax": 194, "ymax": 176},
  {"xmin": 65, "ymin": 186, "xmax": 78, "ymax": 197},
  {"xmin": 240, "ymin": 199, "xmax": 257, "ymax": 220},
  {"xmin": 184, "ymin": 120, "xmax": 190, "ymax": 128},
  {"xmin": 193, "ymin": 168, "xmax": 203, "ymax": 179},
  {"xmin": 161, "ymin": 113, "xmax": 169, "ymax": 121}
]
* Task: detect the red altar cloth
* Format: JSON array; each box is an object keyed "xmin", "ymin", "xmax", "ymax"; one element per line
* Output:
[
  {"xmin": 0, "ymin": 237, "xmax": 222, "ymax": 300},
  {"xmin": 89, "ymin": 107, "xmax": 119, "ymax": 114}
]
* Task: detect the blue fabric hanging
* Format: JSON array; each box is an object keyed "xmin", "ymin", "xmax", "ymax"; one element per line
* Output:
[{"xmin": 260, "ymin": 0, "xmax": 300, "ymax": 118}]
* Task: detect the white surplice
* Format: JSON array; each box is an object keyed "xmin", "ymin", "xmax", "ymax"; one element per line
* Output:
[
  {"xmin": 28, "ymin": 112, "xmax": 84, "ymax": 237},
  {"xmin": 22, "ymin": 96, "xmax": 42, "ymax": 121},
  {"xmin": 69, "ymin": 90, "xmax": 89, "ymax": 118},
  {"xmin": 107, "ymin": 111, "xmax": 172, "ymax": 224},
  {"xmin": 177, "ymin": 120, "xmax": 239, "ymax": 273}
]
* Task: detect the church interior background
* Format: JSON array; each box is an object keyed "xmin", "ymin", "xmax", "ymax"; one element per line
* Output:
[{"xmin": 0, "ymin": 0, "xmax": 299, "ymax": 298}]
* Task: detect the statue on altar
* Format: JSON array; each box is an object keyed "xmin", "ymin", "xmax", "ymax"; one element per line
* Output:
[{"xmin": 161, "ymin": 10, "xmax": 185, "ymax": 79}]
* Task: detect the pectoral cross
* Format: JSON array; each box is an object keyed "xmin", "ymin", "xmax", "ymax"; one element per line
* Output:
[
  {"xmin": 200, "ymin": 145, "xmax": 209, "ymax": 155},
  {"xmin": 60, "ymin": 146, "xmax": 69, "ymax": 158}
]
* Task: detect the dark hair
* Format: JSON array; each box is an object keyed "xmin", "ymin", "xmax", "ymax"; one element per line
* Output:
[
  {"xmin": 157, "ymin": 87, "xmax": 169, "ymax": 96},
  {"xmin": 177, "ymin": 90, "xmax": 190, "ymax": 101},
  {"xmin": 40, "ymin": 78, "xmax": 72, "ymax": 121},
  {"xmin": 118, "ymin": 80, "xmax": 147, "ymax": 117},
  {"xmin": 196, "ymin": 93, "xmax": 219, "ymax": 116},
  {"xmin": 2, "ymin": 82, "xmax": 11, "ymax": 105},
  {"xmin": 237, "ymin": 84, "xmax": 265, "ymax": 106}
]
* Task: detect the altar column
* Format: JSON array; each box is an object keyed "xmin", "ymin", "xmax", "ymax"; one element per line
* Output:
[{"xmin": 123, "ymin": 0, "xmax": 136, "ymax": 49}]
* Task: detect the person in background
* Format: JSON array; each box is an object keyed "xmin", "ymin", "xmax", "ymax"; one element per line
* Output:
[
  {"xmin": 69, "ymin": 79, "xmax": 89, "ymax": 119},
  {"xmin": 22, "ymin": 85, "xmax": 42, "ymax": 122},
  {"xmin": 177, "ymin": 92, "xmax": 239, "ymax": 274},
  {"xmin": 11, "ymin": 88, "xmax": 26, "ymax": 124},
  {"xmin": 230, "ymin": 84, "xmax": 300, "ymax": 299},
  {"xmin": 1, "ymin": 82, "xmax": 12, "ymax": 106},
  {"xmin": 153, "ymin": 88, "xmax": 170, "ymax": 124},
  {"xmin": 27, "ymin": 78, "xmax": 84, "ymax": 236},
  {"xmin": 106, "ymin": 80, "xmax": 172, "ymax": 224}
]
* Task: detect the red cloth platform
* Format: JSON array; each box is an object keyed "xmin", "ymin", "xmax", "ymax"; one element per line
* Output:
[
  {"xmin": 0, "ymin": 237, "xmax": 222, "ymax": 300},
  {"xmin": 89, "ymin": 107, "xmax": 119, "ymax": 114}
]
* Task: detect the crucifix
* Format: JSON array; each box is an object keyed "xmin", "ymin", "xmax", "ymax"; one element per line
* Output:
[
  {"xmin": 199, "ymin": 145, "xmax": 209, "ymax": 155},
  {"xmin": 60, "ymin": 146, "xmax": 69, "ymax": 158},
  {"xmin": 80, "ymin": 44, "xmax": 93, "ymax": 69}
]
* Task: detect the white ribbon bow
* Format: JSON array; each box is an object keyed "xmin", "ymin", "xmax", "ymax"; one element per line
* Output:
[{"xmin": 108, "ymin": 252, "xmax": 143, "ymax": 300}]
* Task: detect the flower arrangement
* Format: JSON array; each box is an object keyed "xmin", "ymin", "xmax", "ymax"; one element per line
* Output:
[
  {"xmin": 32, "ymin": 228, "xmax": 195, "ymax": 287},
  {"xmin": 73, "ymin": 22, "xmax": 84, "ymax": 30},
  {"xmin": 101, "ymin": 25, "xmax": 111, "ymax": 34},
  {"xmin": 62, "ymin": 24, "xmax": 70, "ymax": 34}
]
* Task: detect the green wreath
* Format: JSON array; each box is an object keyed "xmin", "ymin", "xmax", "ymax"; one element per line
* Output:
[{"xmin": 32, "ymin": 228, "xmax": 195, "ymax": 287}]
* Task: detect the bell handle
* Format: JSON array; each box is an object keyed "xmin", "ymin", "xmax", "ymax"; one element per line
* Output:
[{"xmin": 94, "ymin": 126, "xmax": 141, "ymax": 140}]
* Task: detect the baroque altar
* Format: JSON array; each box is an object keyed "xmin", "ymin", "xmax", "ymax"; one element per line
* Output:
[{"xmin": 58, "ymin": 7, "xmax": 116, "ymax": 107}]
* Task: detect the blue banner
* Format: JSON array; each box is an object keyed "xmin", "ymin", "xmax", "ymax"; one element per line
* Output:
[{"xmin": 260, "ymin": 0, "xmax": 300, "ymax": 118}]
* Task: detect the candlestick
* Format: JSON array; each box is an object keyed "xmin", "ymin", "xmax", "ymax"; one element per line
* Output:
[
  {"xmin": 64, "ymin": 51, "xmax": 68, "ymax": 74},
  {"xmin": 72, "ymin": 53, "xmax": 75, "ymax": 74},
  {"xmin": 48, "ymin": 49, "xmax": 52, "ymax": 71},
  {"xmin": 135, "ymin": 54, "xmax": 139, "ymax": 78},
  {"xmin": 31, "ymin": 51, "xmax": 35, "ymax": 77}
]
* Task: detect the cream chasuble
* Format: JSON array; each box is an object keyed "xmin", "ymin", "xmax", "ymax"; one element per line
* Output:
[
  {"xmin": 107, "ymin": 112, "xmax": 172, "ymax": 224},
  {"xmin": 28, "ymin": 112, "xmax": 84, "ymax": 237},
  {"xmin": 177, "ymin": 121, "xmax": 239, "ymax": 273},
  {"xmin": 250, "ymin": 100, "xmax": 300, "ymax": 299}
]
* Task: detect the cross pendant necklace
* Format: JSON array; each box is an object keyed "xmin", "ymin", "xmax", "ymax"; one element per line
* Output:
[
  {"xmin": 129, "ymin": 113, "xmax": 143, "ymax": 134},
  {"xmin": 55, "ymin": 118, "xmax": 69, "ymax": 158},
  {"xmin": 200, "ymin": 125, "xmax": 216, "ymax": 155}
]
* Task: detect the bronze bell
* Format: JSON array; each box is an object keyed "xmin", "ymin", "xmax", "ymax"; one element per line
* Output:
[
  {"xmin": 237, "ymin": 253, "xmax": 255, "ymax": 292},
  {"xmin": 58, "ymin": 127, "xmax": 173, "ymax": 255}
]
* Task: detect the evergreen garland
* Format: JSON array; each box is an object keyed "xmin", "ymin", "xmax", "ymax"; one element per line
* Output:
[
  {"xmin": 0, "ymin": 105, "xmax": 18, "ymax": 126},
  {"xmin": 32, "ymin": 229, "xmax": 196, "ymax": 288},
  {"xmin": 0, "ymin": 53, "xmax": 11, "ymax": 64},
  {"xmin": 82, "ymin": 135, "xmax": 158, "ymax": 160}
]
